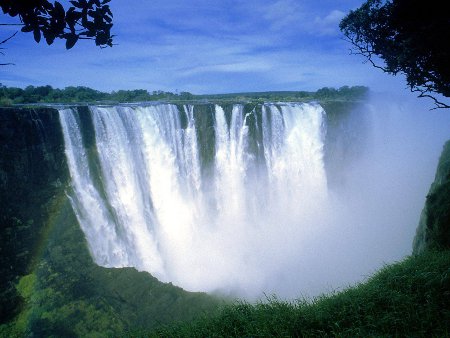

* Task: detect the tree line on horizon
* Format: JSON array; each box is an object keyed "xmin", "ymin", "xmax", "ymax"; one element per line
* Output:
[
  {"xmin": 0, "ymin": 84, "xmax": 368, "ymax": 105},
  {"xmin": 0, "ymin": 84, "xmax": 195, "ymax": 104}
]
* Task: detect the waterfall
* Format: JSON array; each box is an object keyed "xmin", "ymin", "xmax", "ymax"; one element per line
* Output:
[{"xmin": 59, "ymin": 102, "xmax": 328, "ymax": 294}]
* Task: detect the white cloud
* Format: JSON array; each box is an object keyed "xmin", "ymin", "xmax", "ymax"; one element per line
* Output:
[
  {"xmin": 180, "ymin": 60, "xmax": 273, "ymax": 76},
  {"xmin": 258, "ymin": 2, "xmax": 345, "ymax": 37},
  {"xmin": 313, "ymin": 10, "xmax": 346, "ymax": 36},
  {"xmin": 260, "ymin": 0, "xmax": 305, "ymax": 31}
]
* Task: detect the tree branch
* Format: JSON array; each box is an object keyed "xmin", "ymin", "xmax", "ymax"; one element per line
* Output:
[
  {"xmin": 411, "ymin": 88, "xmax": 450, "ymax": 110},
  {"xmin": 0, "ymin": 31, "xmax": 18, "ymax": 45},
  {"xmin": 345, "ymin": 36, "xmax": 449, "ymax": 110},
  {"xmin": 344, "ymin": 36, "xmax": 388, "ymax": 72}
]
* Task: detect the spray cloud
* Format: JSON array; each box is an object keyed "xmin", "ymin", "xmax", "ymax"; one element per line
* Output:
[{"xmin": 59, "ymin": 96, "xmax": 450, "ymax": 299}]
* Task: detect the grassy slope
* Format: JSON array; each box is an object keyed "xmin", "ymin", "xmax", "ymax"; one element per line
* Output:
[{"xmin": 151, "ymin": 250, "xmax": 450, "ymax": 337}]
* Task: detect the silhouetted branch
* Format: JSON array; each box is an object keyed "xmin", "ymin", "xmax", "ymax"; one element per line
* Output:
[
  {"xmin": 1, "ymin": 31, "xmax": 18, "ymax": 66},
  {"xmin": 344, "ymin": 37, "xmax": 387, "ymax": 72},
  {"xmin": 0, "ymin": 31, "xmax": 18, "ymax": 45},
  {"xmin": 411, "ymin": 88, "xmax": 450, "ymax": 110}
]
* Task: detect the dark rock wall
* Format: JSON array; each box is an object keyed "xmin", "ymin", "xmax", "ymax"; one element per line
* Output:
[
  {"xmin": 321, "ymin": 100, "xmax": 369, "ymax": 189},
  {"xmin": 0, "ymin": 107, "xmax": 69, "ymax": 322}
]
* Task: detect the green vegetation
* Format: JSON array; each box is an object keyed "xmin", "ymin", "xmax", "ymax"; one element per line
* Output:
[
  {"xmin": 0, "ymin": 83, "xmax": 368, "ymax": 105},
  {"xmin": 423, "ymin": 142, "xmax": 450, "ymax": 251},
  {"xmin": 0, "ymin": 193, "xmax": 222, "ymax": 337},
  {"xmin": 150, "ymin": 250, "xmax": 450, "ymax": 337},
  {"xmin": 414, "ymin": 140, "xmax": 450, "ymax": 254},
  {"xmin": 0, "ymin": 107, "xmax": 68, "ymax": 324}
]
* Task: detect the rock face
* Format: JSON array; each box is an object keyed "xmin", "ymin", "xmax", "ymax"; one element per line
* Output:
[
  {"xmin": 0, "ymin": 107, "xmax": 69, "ymax": 322},
  {"xmin": 413, "ymin": 140, "xmax": 450, "ymax": 254}
]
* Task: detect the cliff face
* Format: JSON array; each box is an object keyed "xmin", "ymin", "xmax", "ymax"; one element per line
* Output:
[
  {"xmin": 0, "ymin": 103, "xmax": 371, "ymax": 334},
  {"xmin": 0, "ymin": 107, "xmax": 69, "ymax": 322},
  {"xmin": 0, "ymin": 103, "xmax": 365, "ymax": 292},
  {"xmin": 321, "ymin": 100, "xmax": 369, "ymax": 188},
  {"xmin": 0, "ymin": 106, "xmax": 221, "ymax": 336},
  {"xmin": 413, "ymin": 140, "xmax": 450, "ymax": 254}
]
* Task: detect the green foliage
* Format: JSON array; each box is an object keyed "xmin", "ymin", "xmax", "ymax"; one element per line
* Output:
[
  {"xmin": 0, "ymin": 84, "xmax": 110, "ymax": 104},
  {"xmin": 195, "ymin": 86, "xmax": 368, "ymax": 104},
  {"xmin": 0, "ymin": 84, "xmax": 204, "ymax": 104},
  {"xmin": 340, "ymin": 0, "xmax": 450, "ymax": 109},
  {"xmin": 420, "ymin": 141, "xmax": 450, "ymax": 252},
  {"xmin": 427, "ymin": 183, "xmax": 450, "ymax": 250},
  {"xmin": 0, "ymin": 107, "xmax": 68, "ymax": 324},
  {"xmin": 1, "ymin": 193, "xmax": 222, "ymax": 337},
  {"xmin": 16, "ymin": 274, "xmax": 37, "ymax": 300},
  {"xmin": 150, "ymin": 250, "xmax": 450, "ymax": 337},
  {"xmin": 413, "ymin": 141, "xmax": 450, "ymax": 254},
  {"xmin": 315, "ymin": 85, "xmax": 368, "ymax": 101},
  {"xmin": 0, "ymin": 0, "xmax": 113, "ymax": 49},
  {"xmin": 0, "ymin": 84, "xmax": 369, "ymax": 105}
]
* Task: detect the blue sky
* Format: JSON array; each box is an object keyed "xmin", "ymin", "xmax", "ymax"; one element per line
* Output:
[{"xmin": 0, "ymin": 0, "xmax": 406, "ymax": 94}]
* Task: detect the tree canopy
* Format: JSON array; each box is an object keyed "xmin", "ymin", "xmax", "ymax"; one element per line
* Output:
[
  {"xmin": 340, "ymin": 0, "xmax": 450, "ymax": 108},
  {"xmin": 0, "ymin": 84, "xmax": 368, "ymax": 105},
  {"xmin": 0, "ymin": 0, "xmax": 113, "ymax": 51}
]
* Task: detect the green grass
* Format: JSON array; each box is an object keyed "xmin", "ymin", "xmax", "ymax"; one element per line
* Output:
[{"xmin": 149, "ymin": 250, "xmax": 450, "ymax": 337}]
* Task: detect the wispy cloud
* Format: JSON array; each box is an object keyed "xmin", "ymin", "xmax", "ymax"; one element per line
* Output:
[
  {"xmin": 260, "ymin": 0, "xmax": 304, "ymax": 31},
  {"xmin": 180, "ymin": 60, "xmax": 273, "ymax": 76},
  {"xmin": 313, "ymin": 10, "xmax": 346, "ymax": 36},
  {"xmin": 0, "ymin": 0, "xmax": 403, "ymax": 94}
]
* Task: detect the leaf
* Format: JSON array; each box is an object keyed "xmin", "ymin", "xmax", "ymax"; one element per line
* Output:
[
  {"xmin": 33, "ymin": 28, "xmax": 41, "ymax": 43},
  {"xmin": 70, "ymin": 1, "xmax": 83, "ymax": 9},
  {"xmin": 21, "ymin": 26, "xmax": 34, "ymax": 33},
  {"xmin": 45, "ymin": 34, "xmax": 55, "ymax": 45},
  {"xmin": 66, "ymin": 34, "xmax": 79, "ymax": 49},
  {"xmin": 54, "ymin": 1, "xmax": 65, "ymax": 20},
  {"xmin": 103, "ymin": 5, "xmax": 112, "ymax": 16},
  {"xmin": 95, "ymin": 32, "xmax": 107, "ymax": 46}
]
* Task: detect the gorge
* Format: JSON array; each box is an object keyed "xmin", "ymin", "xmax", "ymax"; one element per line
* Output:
[{"xmin": 1, "ymin": 96, "xmax": 449, "ymax": 335}]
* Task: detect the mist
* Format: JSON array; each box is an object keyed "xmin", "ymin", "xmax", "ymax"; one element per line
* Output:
[
  {"xmin": 60, "ymin": 97, "xmax": 450, "ymax": 301},
  {"xmin": 261, "ymin": 93, "xmax": 450, "ymax": 299}
]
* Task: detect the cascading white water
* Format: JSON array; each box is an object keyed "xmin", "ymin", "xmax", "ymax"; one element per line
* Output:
[
  {"xmin": 59, "ymin": 102, "xmax": 329, "ymax": 296},
  {"xmin": 59, "ymin": 109, "xmax": 131, "ymax": 268}
]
